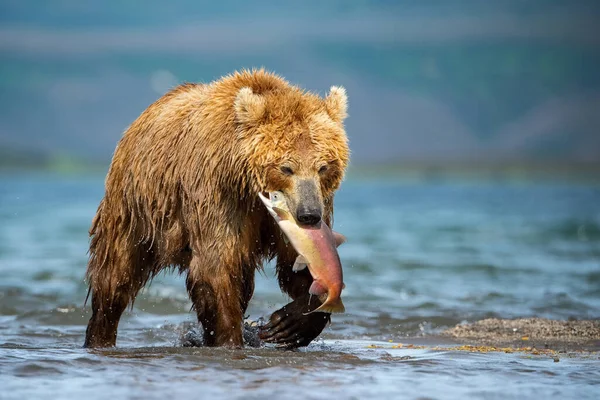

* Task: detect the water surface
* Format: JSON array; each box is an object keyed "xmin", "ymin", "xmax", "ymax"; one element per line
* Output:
[{"xmin": 1, "ymin": 173, "xmax": 599, "ymax": 399}]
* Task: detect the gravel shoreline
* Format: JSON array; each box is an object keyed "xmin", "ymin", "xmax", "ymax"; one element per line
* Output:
[{"xmin": 442, "ymin": 318, "xmax": 600, "ymax": 351}]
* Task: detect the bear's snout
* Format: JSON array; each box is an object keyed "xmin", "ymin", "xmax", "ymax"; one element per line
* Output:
[
  {"xmin": 296, "ymin": 205, "xmax": 322, "ymax": 226},
  {"xmin": 294, "ymin": 179, "xmax": 323, "ymax": 226}
]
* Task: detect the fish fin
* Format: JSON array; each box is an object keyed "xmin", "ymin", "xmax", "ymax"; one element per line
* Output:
[
  {"xmin": 272, "ymin": 207, "xmax": 290, "ymax": 220},
  {"xmin": 309, "ymin": 280, "xmax": 327, "ymax": 296},
  {"xmin": 292, "ymin": 255, "xmax": 308, "ymax": 272},
  {"xmin": 333, "ymin": 231, "xmax": 346, "ymax": 247},
  {"xmin": 292, "ymin": 262, "xmax": 307, "ymax": 272},
  {"xmin": 292, "ymin": 263, "xmax": 307, "ymax": 272},
  {"xmin": 307, "ymin": 298, "xmax": 345, "ymax": 314}
]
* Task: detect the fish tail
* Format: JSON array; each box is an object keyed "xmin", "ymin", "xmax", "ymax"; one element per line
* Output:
[{"xmin": 307, "ymin": 297, "xmax": 345, "ymax": 314}]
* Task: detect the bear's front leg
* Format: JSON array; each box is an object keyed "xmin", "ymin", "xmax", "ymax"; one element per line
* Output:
[
  {"xmin": 259, "ymin": 251, "xmax": 331, "ymax": 348},
  {"xmin": 186, "ymin": 255, "xmax": 245, "ymax": 347}
]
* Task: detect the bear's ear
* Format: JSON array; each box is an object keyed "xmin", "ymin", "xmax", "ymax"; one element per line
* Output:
[
  {"xmin": 324, "ymin": 86, "xmax": 348, "ymax": 123},
  {"xmin": 235, "ymin": 87, "xmax": 266, "ymax": 125}
]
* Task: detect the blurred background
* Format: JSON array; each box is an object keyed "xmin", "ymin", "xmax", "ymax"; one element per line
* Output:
[
  {"xmin": 1, "ymin": 3, "xmax": 600, "ymax": 396},
  {"xmin": 1, "ymin": 0, "xmax": 599, "ymax": 175}
]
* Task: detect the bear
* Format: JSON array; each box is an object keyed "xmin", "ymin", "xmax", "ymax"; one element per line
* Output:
[{"xmin": 84, "ymin": 69, "xmax": 349, "ymax": 349}]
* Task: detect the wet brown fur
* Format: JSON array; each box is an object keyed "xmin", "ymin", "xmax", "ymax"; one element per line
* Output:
[{"xmin": 84, "ymin": 69, "xmax": 349, "ymax": 348}]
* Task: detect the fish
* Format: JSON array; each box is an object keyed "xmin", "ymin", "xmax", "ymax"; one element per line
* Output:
[{"xmin": 258, "ymin": 191, "xmax": 346, "ymax": 314}]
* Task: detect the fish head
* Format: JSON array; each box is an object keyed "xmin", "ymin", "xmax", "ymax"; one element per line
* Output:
[
  {"xmin": 268, "ymin": 191, "xmax": 286, "ymax": 209},
  {"xmin": 258, "ymin": 191, "xmax": 292, "ymax": 222}
]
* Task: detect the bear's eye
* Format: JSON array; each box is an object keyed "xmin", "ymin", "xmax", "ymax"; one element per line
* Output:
[
  {"xmin": 318, "ymin": 165, "xmax": 328, "ymax": 174},
  {"xmin": 280, "ymin": 166, "xmax": 294, "ymax": 176}
]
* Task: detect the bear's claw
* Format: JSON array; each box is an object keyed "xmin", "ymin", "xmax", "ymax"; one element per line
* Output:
[{"xmin": 258, "ymin": 294, "xmax": 331, "ymax": 349}]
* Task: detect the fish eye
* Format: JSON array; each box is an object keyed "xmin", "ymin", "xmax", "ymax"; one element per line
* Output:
[
  {"xmin": 280, "ymin": 166, "xmax": 294, "ymax": 176},
  {"xmin": 271, "ymin": 192, "xmax": 282, "ymax": 201}
]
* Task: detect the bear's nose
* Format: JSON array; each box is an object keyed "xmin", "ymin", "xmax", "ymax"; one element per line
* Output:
[{"xmin": 296, "ymin": 206, "xmax": 322, "ymax": 226}]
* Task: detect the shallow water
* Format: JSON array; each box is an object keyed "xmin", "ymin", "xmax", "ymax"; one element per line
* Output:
[{"xmin": 1, "ymin": 173, "xmax": 599, "ymax": 399}]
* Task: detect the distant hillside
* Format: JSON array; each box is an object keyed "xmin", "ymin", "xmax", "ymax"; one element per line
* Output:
[{"xmin": 0, "ymin": 0, "xmax": 599, "ymax": 166}]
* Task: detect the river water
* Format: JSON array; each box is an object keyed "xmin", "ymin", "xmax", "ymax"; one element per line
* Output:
[{"xmin": 1, "ymin": 172, "xmax": 599, "ymax": 399}]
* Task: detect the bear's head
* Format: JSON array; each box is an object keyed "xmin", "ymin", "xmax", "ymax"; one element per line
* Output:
[{"xmin": 235, "ymin": 84, "xmax": 349, "ymax": 226}]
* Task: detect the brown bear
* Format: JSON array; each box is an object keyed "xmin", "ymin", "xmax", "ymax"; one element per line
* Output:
[{"xmin": 84, "ymin": 69, "xmax": 349, "ymax": 349}]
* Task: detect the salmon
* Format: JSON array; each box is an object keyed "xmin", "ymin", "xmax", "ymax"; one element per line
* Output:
[{"xmin": 258, "ymin": 191, "xmax": 346, "ymax": 314}]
